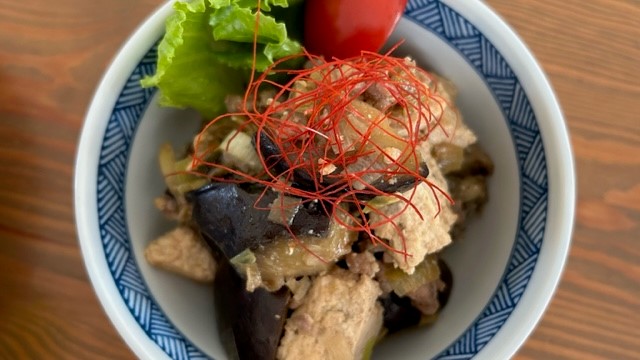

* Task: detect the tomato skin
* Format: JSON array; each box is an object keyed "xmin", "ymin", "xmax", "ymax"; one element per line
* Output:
[{"xmin": 304, "ymin": 0, "xmax": 408, "ymax": 59}]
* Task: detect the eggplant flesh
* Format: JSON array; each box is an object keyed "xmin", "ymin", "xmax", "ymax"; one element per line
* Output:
[
  {"xmin": 257, "ymin": 132, "xmax": 429, "ymax": 199},
  {"xmin": 215, "ymin": 261, "xmax": 291, "ymax": 360},
  {"xmin": 189, "ymin": 183, "xmax": 330, "ymax": 259}
]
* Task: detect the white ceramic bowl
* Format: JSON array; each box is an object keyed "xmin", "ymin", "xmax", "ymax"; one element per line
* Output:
[{"xmin": 75, "ymin": 0, "xmax": 575, "ymax": 359}]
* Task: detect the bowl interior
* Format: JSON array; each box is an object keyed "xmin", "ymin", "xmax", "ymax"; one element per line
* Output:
[
  {"xmin": 82, "ymin": 1, "xmax": 568, "ymax": 359},
  {"xmin": 125, "ymin": 19, "xmax": 522, "ymax": 359}
]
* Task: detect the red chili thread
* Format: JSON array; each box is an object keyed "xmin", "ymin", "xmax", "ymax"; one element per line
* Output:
[{"xmin": 182, "ymin": 5, "xmax": 457, "ymax": 261}]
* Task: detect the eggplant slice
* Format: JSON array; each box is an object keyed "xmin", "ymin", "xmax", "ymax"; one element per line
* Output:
[
  {"xmin": 380, "ymin": 292, "xmax": 422, "ymax": 333},
  {"xmin": 256, "ymin": 132, "xmax": 429, "ymax": 200},
  {"xmin": 215, "ymin": 260, "xmax": 291, "ymax": 360},
  {"xmin": 189, "ymin": 183, "xmax": 331, "ymax": 260}
]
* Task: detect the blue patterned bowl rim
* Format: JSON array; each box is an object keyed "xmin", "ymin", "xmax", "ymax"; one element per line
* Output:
[{"xmin": 75, "ymin": 1, "xmax": 575, "ymax": 359}]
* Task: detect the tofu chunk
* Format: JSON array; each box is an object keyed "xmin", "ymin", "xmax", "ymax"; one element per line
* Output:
[
  {"xmin": 370, "ymin": 147, "xmax": 457, "ymax": 274},
  {"xmin": 277, "ymin": 269, "xmax": 383, "ymax": 360},
  {"xmin": 423, "ymin": 75, "xmax": 477, "ymax": 149},
  {"xmin": 393, "ymin": 70, "xmax": 477, "ymax": 149},
  {"xmin": 144, "ymin": 226, "xmax": 216, "ymax": 282}
]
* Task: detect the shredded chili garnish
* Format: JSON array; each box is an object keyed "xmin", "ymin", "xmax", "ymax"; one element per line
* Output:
[{"xmin": 184, "ymin": 2, "xmax": 455, "ymax": 260}]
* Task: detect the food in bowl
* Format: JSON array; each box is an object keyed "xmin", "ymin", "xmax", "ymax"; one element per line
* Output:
[
  {"xmin": 139, "ymin": 1, "xmax": 493, "ymax": 359},
  {"xmin": 75, "ymin": 0, "xmax": 575, "ymax": 358}
]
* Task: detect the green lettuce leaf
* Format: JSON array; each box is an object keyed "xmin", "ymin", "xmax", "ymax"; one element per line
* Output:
[
  {"xmin": 141, "ymin": 0, "xmax": 302, "ymax": 119},
  {"xmin": 211, "ymin": 0, "xmax": 294, "ymax": 13},
  {"xmin": 210, "ymin": 5, "xmax": 286, "ymax": 43}
]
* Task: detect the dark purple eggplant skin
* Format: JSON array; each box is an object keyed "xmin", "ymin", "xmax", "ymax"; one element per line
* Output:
[
  {"xmin": 437, "ymin": 259, "xmax": 453, "ymax": 309},
  {"xmin": 380, "ymin": 260, "xmax": 452, "ymax": 334},
  {"xmin": 189, "ymin": 183, "xmax": 330, "ymax": 260},
  {"xmin": 215, "ymin": 261, "xmax": 291, "ymax": 360},
  {"xmin": 363, "ymin": 162, "xmax": 430, "ymax": 200},
  {"xmin": 257, "ymin": 131, "xmax": 429, "ymax": 200},
  {"xmin": 380, "ymin": 292, "xmax": 422, "ymax": 333},
  {"xmin": 256, "ymin": 131, "xmax": 318, "ymax": 189},
  {"xmin": 255, "ymin": 131, "xmax": 293, "ymax": 180}
]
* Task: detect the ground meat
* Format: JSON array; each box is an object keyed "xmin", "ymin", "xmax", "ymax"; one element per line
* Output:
[
  {"xmin": 154, "ymin": 193, "xmax": 191, "ymax": 223},
  {"xmin": 224, "ymin": 88, "xmax": 277, "ymax": 114},
  {"xmin": 363, "ymin": 82, "xmax": 396, "ymax": 110},
  {"xmin": 406, "ymin": 279, "xmax": 445, "ymax": 315},
  {"xmin": 288, "ymin": 312, "xmax": 315, "ymax": 334},
  {"xmin": 224, "ymin": 94, "xmax": 244, "ymax": 113},
  {"xmin": 346, "ymin": 251, "xmax": 380, "ymax": 278}
]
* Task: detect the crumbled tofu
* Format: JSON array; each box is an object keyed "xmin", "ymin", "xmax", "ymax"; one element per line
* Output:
[
  {"xmin": 285, "ymin": 276, "xmax": 312, "ymax": 309},
  {"xmin": 277, "ymin": 269, "xmax": 383, "ymax": 360},
  {"xmin": 144, "ymin": 226, "xmax": 216, "ymax": 282},
  {"xmin": 370, "ymin": 147, "xmax": 457, "ymax": 274}
]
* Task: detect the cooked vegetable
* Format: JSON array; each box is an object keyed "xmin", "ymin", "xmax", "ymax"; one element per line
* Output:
[
  {"xmin": 437, "ymin": 258, "xmax": 453, "ymax": 309},
  {"xmin": 431, "ymin": 142, "xmax": 464, "ymax": 175},
  {"xmin": 141, "ymin": 0, "xmax": 302, "ymax": 118},
  {"xmin": 456, "ymin": 143, "xmax": 494, "ymax": 176},
  {"xmin": 433, "ymin": 142, "xmax": 493, "ymax": 237},
  {"xmin": 231, "ymin": 212, "xmax": 357, "ymax": 290},
  {"xmin": 193, "ymin": 116, "xmax": 243, "ymax": 163},
  {"xmin": 159, "ymin": 143, "xmax": 209, "ymax": 195},
  {"xmin": 303, "ymin": 0, "xmax": 407, "ymax": 59},
  {"xmin": 215, "ymin": 261, "xmax": 290, "ymax": 360},
  {"xmin": 380, "ymin": 293, "xmax": 421, "ymax": 333},
  {"xmin": 251, "ymin": 62, "xmax": 436, "ymax": 198},
  {"xmin": 432, "ymin": 142, "xmax": 494, "ymax": 177},
  {"xmin": 380, "ymin": 258, "xmax": 452, "ymax": 333},
  {"xmin": 378, "ymin": 255, "xmax": 440, "ymax": 297},
  {"xmin": 141, "ymin": 2, "xmax": 497, "ymax": 356},
  {"xmin": 266, "ymin": 194, "xmax": 303, "ymax": 226},
  {"xmin": 189, "ymin": 183, "xmax": 331, "ymax": 259},
  {"xmin": 229, "ymin": 249, "xmax": 263, "ymax": 291},
  {"xmin": 257, "ymin": 131, "xmax": 429, "ymax": 199}
]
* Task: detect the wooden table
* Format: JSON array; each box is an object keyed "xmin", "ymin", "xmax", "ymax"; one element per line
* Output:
[{"xmin": 0, "ymin": 0, "xmax": 638, "ymax": 359}]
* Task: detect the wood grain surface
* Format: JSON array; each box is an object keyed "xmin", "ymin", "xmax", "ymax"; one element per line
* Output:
[{"xmin": 0, "ymin": 0, "xmax": 638, "ymax": 359}]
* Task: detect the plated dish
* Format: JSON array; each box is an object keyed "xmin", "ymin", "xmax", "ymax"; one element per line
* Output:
[{"xmin": 75, "ymin": 1, "xmax": 574, "ymax": 359}]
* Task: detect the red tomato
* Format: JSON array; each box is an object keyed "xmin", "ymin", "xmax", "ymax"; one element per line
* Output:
[{"xmin": 304, "ymin": 0, "xmax": 408, "ymax": 59}]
